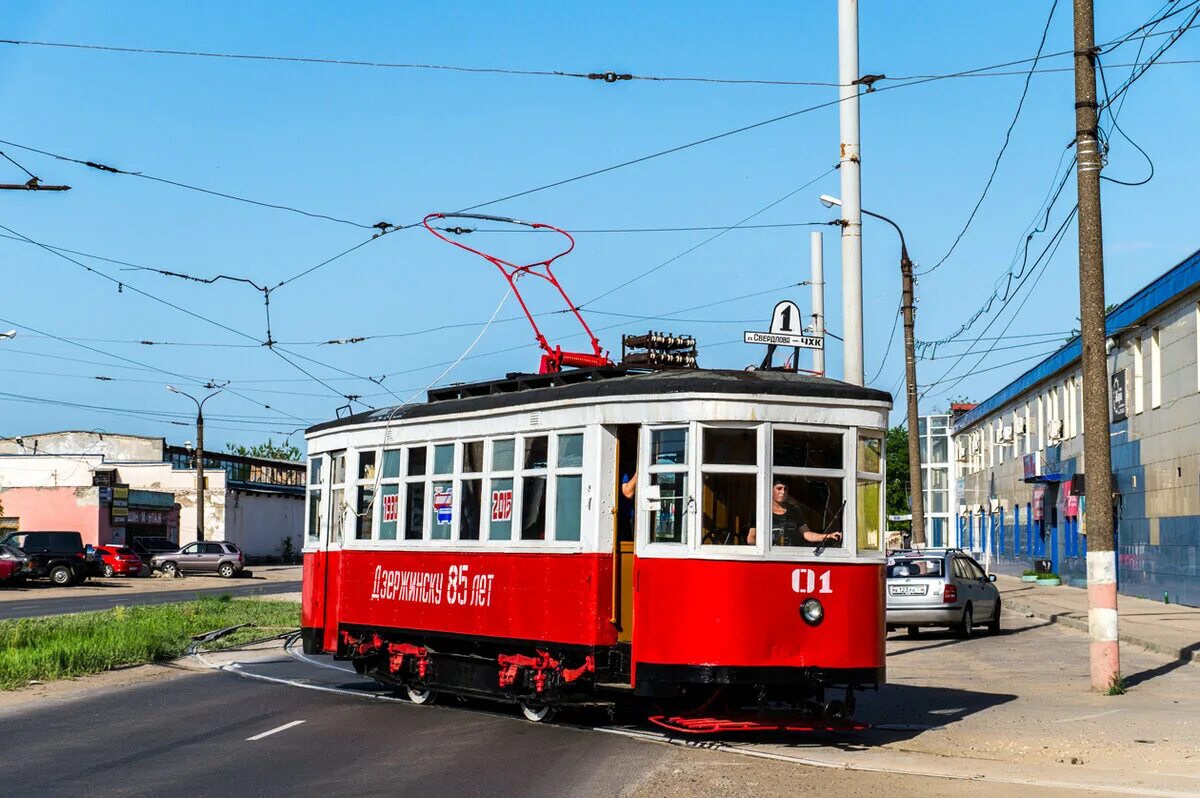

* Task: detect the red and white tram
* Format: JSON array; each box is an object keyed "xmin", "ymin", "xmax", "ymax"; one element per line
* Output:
[{"xmin": 301, "ymin": 366, "xmax": 891, "ymax": 729}]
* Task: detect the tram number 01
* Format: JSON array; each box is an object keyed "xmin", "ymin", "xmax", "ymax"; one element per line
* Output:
[{"xmin": 791, "ymin": 567, "xmax": 832, "ymax": 595}]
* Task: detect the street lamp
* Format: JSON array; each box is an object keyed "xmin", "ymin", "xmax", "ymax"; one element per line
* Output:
[
  {"xmin": 821, "ymin": 194, "xmax": 925, "ymax": 546},
  {"xmin": 0, "ymin": 330, "xmax": 16, "ymax": 340},
  {"xmin": 166, "ymin": 383, "xmax": 225, "ymax": 542}
]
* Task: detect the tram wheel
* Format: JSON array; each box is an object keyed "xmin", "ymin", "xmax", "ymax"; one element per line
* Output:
[
  {"xmin": 519, "ymin": 700, "xmax": 557, "ymax": 723},
  {"xmin": 406, "ymin": 686, "xmax": 437, "ymax": 705}
]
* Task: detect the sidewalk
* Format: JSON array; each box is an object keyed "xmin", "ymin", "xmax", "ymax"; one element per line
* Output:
[{"xmin": 996, "ymin": 575, "xmax": 1200, "ymax": 664}]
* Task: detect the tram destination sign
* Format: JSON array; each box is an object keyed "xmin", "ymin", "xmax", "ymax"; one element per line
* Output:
[
  {"xmin": 743, "ymin": 330, "xmax": 824, "ymax": 349},
  {"xmin": 744, "ymin": 300, "xmax": 825, "ymax": 351}
]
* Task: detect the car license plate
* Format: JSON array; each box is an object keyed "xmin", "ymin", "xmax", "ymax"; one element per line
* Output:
[{"xmin": 889, "ymin": 584, "xmax": 927, "ymax": 596}]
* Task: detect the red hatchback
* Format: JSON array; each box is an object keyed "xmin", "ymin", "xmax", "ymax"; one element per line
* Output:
[{"xmin": 94, "ymin": 545, "xmax": 143, "ymax": 577}]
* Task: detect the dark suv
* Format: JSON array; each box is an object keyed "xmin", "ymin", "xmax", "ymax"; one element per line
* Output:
[{"xmin": 0, "ymin": 531, "xmax": 88, "ymax": 586}]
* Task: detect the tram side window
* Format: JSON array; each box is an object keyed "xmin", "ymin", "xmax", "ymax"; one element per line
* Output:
[
  {"xmin": 459, "ymin": 441, "xmax": 484, "ymax": 541},
  {"xmin": 379, "ymin": 449, "xmax": 401, "ymax": 541},
  {"xmin": 857, "ymin": 433, "xmax": 885, "ymax": 552},
  {"xmin": 521, "ymin": 435, "xmax": 548, "ymax": 540},
  {"xmin": 554, "ymin": 433, "xmax": 584, "ymax": 541},
  {"xmin": 330, "ymin": 452, "xmax": 346, "ymax": 544},
  {"xmin": 405, "ymin": 445, "xmax": 428, "ymax": 540},
  {"xmin": 355, "ymin": 449, "xmax": 377, "ymax": 540},
  {"xmin": 648, "ymin": 427, "xmax": 688, "ymax": 544},
  {"xmin": 488, "ymin": 439, "xmax": 515, "ymax": 541},
  {"xmin": 306, "ymin": 456, "xmax": 323, "ymax": 543},
  {"xmin": 768, "ymin": 429, "xmax": 846, "ymax": 549},
  {"xmin": 701, "ymin": 427, "xmax": 759, "ymax": 546}
]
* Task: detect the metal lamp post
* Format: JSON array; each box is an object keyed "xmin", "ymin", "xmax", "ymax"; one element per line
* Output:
[
  {"xmin": 166, "ymin": 384, "xmax": 224, "ymax": 542},
  {"xmin": 821, "ymin": 195, "xmax": 925, "ymax": 545}
]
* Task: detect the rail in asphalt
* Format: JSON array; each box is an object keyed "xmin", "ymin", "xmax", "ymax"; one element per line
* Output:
[{"xmin": 0, "ymin": 580, "xmax": 301, "ymax": 619}]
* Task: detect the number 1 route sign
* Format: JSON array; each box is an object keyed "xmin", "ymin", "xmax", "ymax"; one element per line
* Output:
[{"xmin": 744, "ymin": 300, "xmax": 824, "ymax": 350}]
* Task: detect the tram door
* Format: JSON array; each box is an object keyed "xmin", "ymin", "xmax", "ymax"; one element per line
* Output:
[{"xmin": 609, "ymin": 425, "xmax": 639, "ymax": 643}]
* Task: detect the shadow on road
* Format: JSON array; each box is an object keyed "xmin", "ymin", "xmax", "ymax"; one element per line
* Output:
[
  {"xmin": 885, "ymin": 618, "xmax": 1055, "ymax": 657},
  {"xmin": 1123, "ymin": 641, "xmax": 1200, "ymax": 688}
]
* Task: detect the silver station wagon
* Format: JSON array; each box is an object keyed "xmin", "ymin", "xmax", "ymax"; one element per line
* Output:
[{"xmin": 885, "ymin": 549, "xmax": 1001, "ymax": 638}]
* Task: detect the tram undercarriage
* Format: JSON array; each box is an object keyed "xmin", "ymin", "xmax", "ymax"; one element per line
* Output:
[{"xmin": 336, "ymin": 625, "xmax": 877, "ymax": 730}]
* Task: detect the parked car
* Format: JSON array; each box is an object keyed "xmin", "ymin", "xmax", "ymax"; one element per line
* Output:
[
  {"xmin": 93, "ymin": 545, "xmax": 143, "ymax": 578},
  {"xmin": 0, "ymin": 531, "xmax": 88, "ymax": 586},
  {"xmin": 151, "ymin": 541, "xmax": 245, "ymax": 578},
  {"xmin": 885, "ymin": 548, "xmax": 1001, "ymax": 638},
  {"xmin": 0, "ymin": 543, "xmax": 29, "ymax": 584}
]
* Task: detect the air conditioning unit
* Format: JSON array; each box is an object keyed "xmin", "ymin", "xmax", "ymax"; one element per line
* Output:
[
  {"xmin": 1000, "ymin": 426, "xmax": 1014, "ymax": 443},
  {"xmin": 1014, "ymin": 418, "xmax": 1027, "ymax": 434},
  {"xmin": 1049, "ymin": 419, "xmax": 1064, "ymax": 440},
  {"xmin": 970, "ymin": 438, "xmax": 981, "ymax": 453},
  {"xmin": 955, "ymin": 449, "xmax": 968, "ymax": 463}
]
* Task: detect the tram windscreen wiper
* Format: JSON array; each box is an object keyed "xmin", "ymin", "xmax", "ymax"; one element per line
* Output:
[{"xmin": 813, "ymin": 500, "xmax": 847, "ymax": 556}]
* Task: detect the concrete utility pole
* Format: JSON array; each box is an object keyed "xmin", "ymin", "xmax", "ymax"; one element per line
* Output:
[
  {"xmin": 1073, "ymin": 0, "xmax": 1120, "ymax": 692},
  {"xmin": 811, "ymin": 231, "xmax": 826, "ymax": 375},
  {"xmin": 901, "ymin": 246, "xmax": 925, "ymax": 545},
  {"xmin": 167, "ymin": 384, "xmax": 225, "ymax": 543},
  {"xmin": 837, "ymin": 0, "xmax": 864, "ymax": 386}
]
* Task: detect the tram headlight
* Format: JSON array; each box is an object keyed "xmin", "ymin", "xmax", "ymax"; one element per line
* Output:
[{"xmin": 801, "ymin": 598, "xmax": 824, "ymax": 626}]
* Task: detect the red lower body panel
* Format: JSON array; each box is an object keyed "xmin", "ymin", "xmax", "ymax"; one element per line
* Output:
[
  {"xmin": 306, "ymin": 549, "xmax": 616, "ymax": 652},
  {"xmin": 633, "ymin": 559, "xmax": 885, "ymax": 675}
]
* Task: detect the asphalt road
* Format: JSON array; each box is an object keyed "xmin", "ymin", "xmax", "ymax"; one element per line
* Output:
[
  {"xmin": 0, "ymin": 580, "xmax": 301, "ymax": 618},
  {"xmin": 0, "ymin": 665, "xmax": 670, "ymax": 798}
]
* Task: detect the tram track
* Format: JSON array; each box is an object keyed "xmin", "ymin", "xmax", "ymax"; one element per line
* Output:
[{"xmin": 187, "ymin": 636, "xmax": 1190, "ymax": 798}]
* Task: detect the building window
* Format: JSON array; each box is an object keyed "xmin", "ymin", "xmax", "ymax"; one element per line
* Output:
[
  {"xmin": 1132, "ymin": 337, "xmax": 1145, "ymax": 414},
  {"xmin": 1037, "ymin": 395, "xmax": 1045, "ymax": 451},
  {"xmin": 1150, "ymin": 327, "xmax": 1162, "ymax": 409}
]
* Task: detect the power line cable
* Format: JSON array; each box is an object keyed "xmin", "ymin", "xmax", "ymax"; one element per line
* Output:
[
  {"xmin": 3, "ymin": 23, "xmax": 1192, "ymax": 88},
  {"xmin": 0, "ymin": 38, "xmax": 846, "ymax": 86},
  {"xmin": 578, "ymin": 168, "xmax": 838, "ymax": 308},
  {"xmin": 0, "ymin": 137, "xmax": 389, "ymax": 231},
  {"xmin": 919, "ymin": 0, "xmax": 1060, "ymax": 277},
  {"xmin": 921, "ymin": 205, "xmax": 1077, "ymax": 402},
  {"xmin": 917, "ymin": 347, "xmax": 1066, "ymax": 391}
]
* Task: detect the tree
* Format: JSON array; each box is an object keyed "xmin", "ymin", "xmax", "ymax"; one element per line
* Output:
[
  {"xmin": 225, "ymin": 438, "xmax": 301, "ymax": 461},
  {"xmin": 885, "ymin": 426, "xmax": 911, "ymax": 532}
]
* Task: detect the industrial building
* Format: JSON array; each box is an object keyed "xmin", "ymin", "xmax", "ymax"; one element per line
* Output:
[
  {"xmin": 951, "ymin": 248, "xmax": 1200, "ymax": 607},
  {"xmin": 0, "ymin": 431, "xmax": 304, "ymax": 558}
]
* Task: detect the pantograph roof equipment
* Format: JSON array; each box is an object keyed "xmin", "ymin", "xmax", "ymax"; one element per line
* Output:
[{"xmin": 423, "ymin": 212, "xmax": 611, "ymax": 374}]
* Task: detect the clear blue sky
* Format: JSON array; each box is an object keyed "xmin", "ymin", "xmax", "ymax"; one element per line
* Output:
[{"xmin": 2, "ymin": 1, "xmax": 1197, "ymax": 451}]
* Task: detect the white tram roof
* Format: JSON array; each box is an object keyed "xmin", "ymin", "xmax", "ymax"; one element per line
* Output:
[{"xmin": 307, "ymin": 368, "xmax": 893, "ymax": 435}]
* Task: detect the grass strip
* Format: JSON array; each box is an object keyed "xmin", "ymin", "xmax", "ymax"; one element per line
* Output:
[{"xmin": 0, "ymin": 595, "xmax": 299, "ymax": 690}]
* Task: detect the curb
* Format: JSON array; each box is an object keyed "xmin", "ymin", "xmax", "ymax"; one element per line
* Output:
[{"xmin": 1002, "ymin": 596, "xmax": 1200, "ymax": 665}]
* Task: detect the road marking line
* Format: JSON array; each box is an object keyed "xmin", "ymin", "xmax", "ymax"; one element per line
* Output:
[
  {"xmin": 246, "ymin": 720, "xmax": 306, "ymax": 741},
  {"xmin": 1052, "ymin": 709, "xmax": 1123, "ymax": 723}
]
